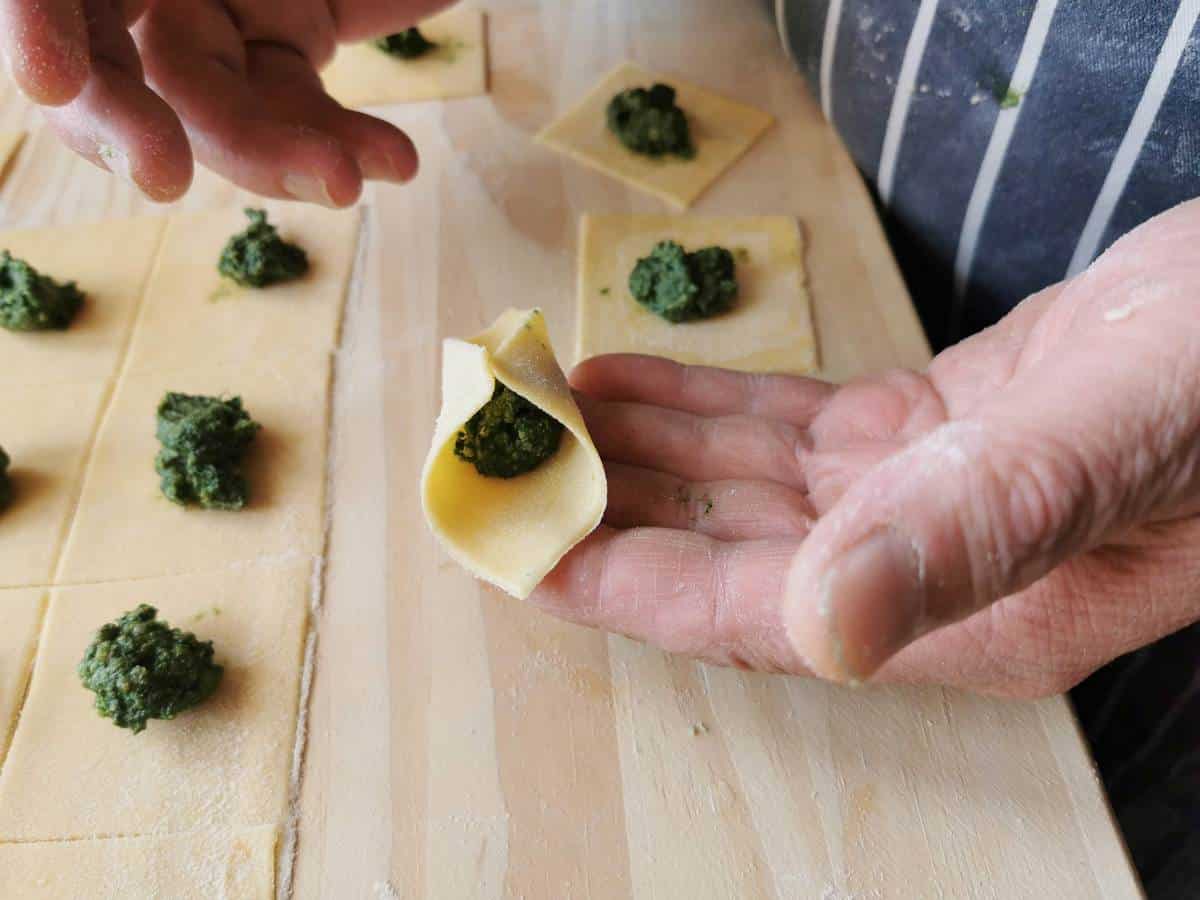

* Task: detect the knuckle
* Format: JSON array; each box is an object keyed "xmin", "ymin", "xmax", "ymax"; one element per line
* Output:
[
  {"xmin": 786, "ymin": 424, "xmax": 814, "ymax": 487},
  {"xmin": 1003, "ymin": 446, "xmax": 1088, "ymax": 551},
  {"xmin": 964, "ymin": 427, "xmax": 1096, "ymax": 596}
]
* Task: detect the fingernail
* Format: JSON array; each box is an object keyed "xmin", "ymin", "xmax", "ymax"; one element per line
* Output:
[
  {"xmin": 822, "ymin": 529, "xmax": 923, "ymax": 683},
  {"xmin": 359, "ymin": 149, "xmax": 415, "ymax": 184},
  {"xmin": 282, "ymin": 173, "xmax": 336, "ymax": 207}
]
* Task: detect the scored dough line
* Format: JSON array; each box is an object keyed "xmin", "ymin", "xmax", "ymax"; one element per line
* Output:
[
  {"xmin": 0, "ymin": 592, "xmax": 44, "ymax": 775},
  {"xmin": 0, "ymin": 218, "xmax": 170, "ymax": 780},
  {"xmin": 0, "ymin": 823, "xmax": 262, "ymax": 846},
  {"xmin": 1, "ymin": 206, "xmax": 362, "ymax": 890},
  {"xmin": 49, "ymin": 216, "xmax": 171, "ymax": 588}
]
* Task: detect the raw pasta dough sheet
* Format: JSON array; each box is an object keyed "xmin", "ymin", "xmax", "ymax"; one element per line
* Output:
[
  {"xmin": 0, "ymin": 564, "xmax": 311, "ymax": 840},
  {"xmin": 124, "ymin": 205, "xmax": 360, "ymax": 374},
  {"xmin": 0, "ymin": 204, "xmax": 359, "ymax": 892},
  {"xmin": 0, "ymin": 380, "xmax": 112, "ymax": 587},
  {"xmin": 57, "ymin": 356, "xmax": 333, "ymax": 584},
  {"xmin": 0, "ymin": 217, "xmax": 166, "ymax": 385},
  {"xmin": 0, "ymin": 825, "xmax": 277, "ymax": 899},
  {"xmin": 576, "ymin": 214, "xmax": 818, "ymax": 374},
  {"xmin": 0, "ymin": 588, "xmax": 44, "ymax": 763},
  {"xmin": 537, "ymin": 62, "xmax": 774, "ymax": 209},
  {"xmin": 322, "ymin": 7, "xmax": 487, "ymax": 107}
]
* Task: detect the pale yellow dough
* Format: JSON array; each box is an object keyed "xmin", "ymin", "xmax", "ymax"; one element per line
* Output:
[
  {"xmin": 537, "ymin": 62, "xmax": 774, "ymax": 210},
  {"xmin": 422, "ymin": 309, "xmax": 606, "ymax": 599},
  {"xmin": 124, "ymin": 205, "xmax": 359, "ymax": 374},
  {"xmin": 0, "ymin": 131, "xmax": 26, "ymax": 186},
  {"xmin": 0, "ymin": 588, "xmax": 44, "ymax": 764},
  {"xmin": 57, "ymin": 358, "xmax": 332, "ymax": 584},
  {"xmin": 0, "ymin": 825, "xmax": 277, "ymax": 899},
  {"xmin": 0, "ymin": 217, "xmax": 166, "ymax": 385},
  {"xmin": 0, "ymin": 380, "xmax": 110, "ymax": 588},
  {"xmin": 322, "ymin": 7, "xmax": 488, "ymax": 107},
  {"xmin": 576, "ymin": 214, "xmax": 819, "ymax": 374},
  {"xmin": 0, "ymin": 564, "xmax": 310, "ymax": 840}
]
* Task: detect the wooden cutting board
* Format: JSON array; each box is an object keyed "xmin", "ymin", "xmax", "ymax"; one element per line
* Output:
[{"xmin": 0, "ymin": 2, "xmax": 1141, "ymax": 898}]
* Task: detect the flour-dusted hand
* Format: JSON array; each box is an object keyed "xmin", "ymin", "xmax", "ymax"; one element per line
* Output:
[
  {"xmin": 0, "ymin": 0, "xmax": 451, "ymax": 203},
  {"xmin": 534, "ymin": 199, "xmax": 1200, "ymax": 697}
]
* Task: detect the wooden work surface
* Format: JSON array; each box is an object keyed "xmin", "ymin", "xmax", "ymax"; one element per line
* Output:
[{"xmin": 0, "ymin": 2, "xmax": 1141, "ymax": 898}]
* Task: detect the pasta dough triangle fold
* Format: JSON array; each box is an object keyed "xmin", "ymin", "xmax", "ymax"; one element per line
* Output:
[{"xmin": 422, "ymin": 309, "xmax": 607, "ymax": 598}]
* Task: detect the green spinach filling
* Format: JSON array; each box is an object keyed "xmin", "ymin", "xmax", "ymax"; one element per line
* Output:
[
  {"xmin": 0, "ymin": 445, "xmax": 11, "ymax": 511},
  {"xmin": 606, "ymin": 83, "xmax": 695, "ymax": 159},
  {"xmin": 79, "ymin": 604, "xmax": 223, "ymax": 734},
  {"xmin": 454, "ymin": 383, "xmax": 564, "ymax": 478},
  {"xmin": 0, "ymin": 250, "xmax": 85, "ymax": 331},
  {"xmin": 218, "ymin": 208, "xmax": 309, "ymax": 288},
  {"xmin": 374, "ymin": 27, "xmax": 438, "ymax": 59},
  {"xmin": 155, "ymin": 393, "xmax": 261, "ymax": 510},
  {"xmin": 628, "ymin": 240, "xmax": 738, "ymax": 323}
]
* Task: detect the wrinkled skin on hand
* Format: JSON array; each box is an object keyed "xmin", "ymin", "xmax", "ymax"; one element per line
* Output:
[
  {"xmin": 0, "ymin": 0, "xmax": 453, "ymax": 204},
  {"xmin": 534, "ymin": 199, "xmax": 1200, "ymax": 698}
]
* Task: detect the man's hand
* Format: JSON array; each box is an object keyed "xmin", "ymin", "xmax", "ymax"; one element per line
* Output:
[
  {"xmin": 534, "ymin": 199, "xmax": 1200, "ymax": 698},
  {"xmin": 0, "ymin": 0, "xmax": 451, "ymax": 203}
]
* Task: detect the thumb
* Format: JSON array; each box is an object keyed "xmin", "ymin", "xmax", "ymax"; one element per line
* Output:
[
  {"xmin": 786, "ymin": 199, "xmax": 1200, "ymax": 684},
  {"xmin": 785, "ymin": 272, "xmax": 1200, "ymax": 683},
  {"xmin": 784, "ymin": 412, "xmax": 1107, "ymax": 682}
]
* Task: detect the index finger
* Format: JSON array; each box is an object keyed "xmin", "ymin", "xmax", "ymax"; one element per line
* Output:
[
  {"xmin": 571, "ymin": 354, "xmax": 834, "ymax": 425},
  {"xmin": 0, "ymin": 0, "xmax": 89, "ymax": 104},
  {"xmin": 530, "ymin": 525, "xmax": 808, "ymax": 674}
]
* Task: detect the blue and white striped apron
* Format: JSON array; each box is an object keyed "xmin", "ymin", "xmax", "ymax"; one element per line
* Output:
[{"xmin": 770, "ymin": 3, "xmax": 1200, "ymax": 895}]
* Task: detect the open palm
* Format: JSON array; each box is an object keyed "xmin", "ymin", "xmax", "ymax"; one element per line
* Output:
[{"xmin": 534, "ymin": 199, "xmax": 1200, "ymax": 698}]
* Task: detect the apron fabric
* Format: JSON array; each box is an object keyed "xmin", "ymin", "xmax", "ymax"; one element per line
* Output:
[{"xmin": 770, "ymin": 2, "xmax": 1200, "ymax": 895}]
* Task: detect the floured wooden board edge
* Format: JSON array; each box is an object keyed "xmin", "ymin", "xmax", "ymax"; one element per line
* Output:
[{"xmin": 276, "ymin": 206, "xmax": 371, "ymax": 900}]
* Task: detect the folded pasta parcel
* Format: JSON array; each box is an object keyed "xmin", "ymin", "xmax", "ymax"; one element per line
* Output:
[{"xmin": 422, "ymin": 309, "xmax": 607, "ymax": 598}]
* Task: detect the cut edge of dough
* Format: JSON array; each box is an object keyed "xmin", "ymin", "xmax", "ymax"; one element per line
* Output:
[
  {"xmin": 0, "ymin": 131, "xmax": 27, "ymax": 188},
  {"xmin": 0, "ymin": 589, "xmax": 46, "ymax": 772},
  {"xmin": 0, "ymin": 824, "xmax": 278, "ymax": 898}
]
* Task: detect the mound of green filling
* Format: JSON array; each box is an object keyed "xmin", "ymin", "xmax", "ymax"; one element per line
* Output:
[
  {"xmin": 0, "ymin": 250, "xmax": 85, "ymax": 331},
  {"xmin": 218, "ymin": 208, "xmax": 309, "ymax": 288},
  {"xmin": 629, "ymin": 240, "xmax": 738, "ymax": 323},
  {"xmin": 374, "ymin": 27, "xmax": 438, "ymax": 59},
  {"xmin": 454, "ymin": 384, "xmax": 564, "ymax": 478},
  {"xmin": 0, "ymin": 445, "xmax": 11, "ymax": 511},
  {"xmin": 155, "ymin": 393, "xmax": 261, "ymax": 510},
  {"xmin": 78, "ymin": 604, "xmax": 223, "ymax": 734},
  {"xmin": 606, "ymin": 83, "xmax": 695, "ymax": 159}
]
